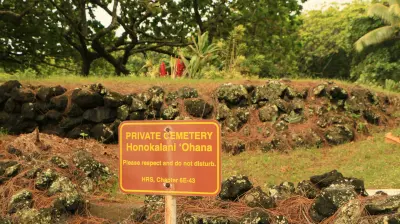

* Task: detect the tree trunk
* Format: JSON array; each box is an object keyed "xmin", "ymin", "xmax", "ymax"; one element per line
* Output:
[
  {"xmin": 81, "ymin": 58, "xmax": 91, "ymax": 76},
  {"xmin": 79, "ymin": 0, "xmax": 88, "ymax": 37},
  {"xmin": 193, "ymin": 0, "xmax": 205, "ymax": 34},
  {"xmin": 92, "ymin": 39, "xmax": 130, "ymax": 76},
  {"xmin": 114, "ymin": 61, "xmax": 130, "ymax": 76}
]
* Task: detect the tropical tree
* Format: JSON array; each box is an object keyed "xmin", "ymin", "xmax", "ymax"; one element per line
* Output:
[
  {"xmin": 0, "ymin": 0, "xmax": 77, "ymax": 74},
  {"xmin": 297, "ymin": 2, "xmax": 381, "ymax": 79},
  {"xmin": 354, "ymin": 0, "xmax": 400, "ymax": 52},
  {"xmin": 1, "ymin": 0, "xmax": 307, "ymax": 77}
]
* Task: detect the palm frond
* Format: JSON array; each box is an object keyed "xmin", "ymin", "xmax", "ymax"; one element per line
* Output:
[
  {"xmin": 354, "ymin": 26, "xmax": 398, "ymax": 52},
  {"xmin": 389, "ymin": 4, "xmax": 400, "ymax": 25},
  {"xmin": 388, "ymin": 0, "xmax": 400, "ymax": 6},
  {"xmin": 368, "ymin": 4, "xmax": 396, "ymax": 25}
]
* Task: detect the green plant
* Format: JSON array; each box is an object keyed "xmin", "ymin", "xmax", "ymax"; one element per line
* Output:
[
  {"xmin": 179, "ymin": 31, "xmax": 220, "ymax": 79},
  {"xmin": 80, "ymin": 132, "xmax": 89, "ymax": 140},
  {"xmin": 168, "ymin": 56, "xmax": 183, "ymax": 79},
  {"xmin": 202, "ymin": 65, "xmax": 245, "ymax": 80},
  {"xmin": 0, "ymin": 127, "xmax": 8, "ymax": 136},
  {"xmin": 139, "ymin": 57, "xmax": 160, "ymax": 79},
  {"xmin": 355, "ymin": 1, "xmax": 400, "ymax": 52},
  {"xmin": 351, "ymin": 113, "xmax": 362, "ymax": 119},
  {"xmin": 394, "ymin": 129, "xmax": 400, "ymax": 137},
  {"xmin": 13, "ymin": 68, "xmax": 38, "ymax": 80},
  {"xmin": 357, "ymin": 122, "xmax": 368, "ymax": 134},
  {"xmin": 385, "ymin": 79, "xmax": 400, "ymax": 92},
  {"xmin": 219, "ymin": 25, "xmax": 247, "ymax": 72}
]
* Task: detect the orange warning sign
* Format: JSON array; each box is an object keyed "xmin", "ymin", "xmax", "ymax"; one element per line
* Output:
[{"xmin": 118, "ymin": 120, "xmax": 221, "ymax": 196}]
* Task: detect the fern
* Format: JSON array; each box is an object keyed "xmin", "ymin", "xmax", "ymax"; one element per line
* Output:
[{"xmin": 385, "ymin": 79, "xmax": 400, "ymax": 92}]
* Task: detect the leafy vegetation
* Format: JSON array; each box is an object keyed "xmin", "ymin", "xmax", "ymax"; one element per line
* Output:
[
  {"xmin": 1, "ymin": 0, "xmax": 400, "ymax": 92},
  {"xmin": 179, "ymin": 32, "xmax": 219, "ymax": 79},
  {"xmin": 1, "ymin": 0, "xmax": 304, "ymax": 77},
  {"xmin": 0, "ymin": 127, "xmax": 8, "ymax": 137},
  {"xmin": 354, "ymin": 0, "xmax": 400, "ymax": 52},
  {"xmin": 298, "ymin": 0, "xmax": 400, "ymax": 92}
]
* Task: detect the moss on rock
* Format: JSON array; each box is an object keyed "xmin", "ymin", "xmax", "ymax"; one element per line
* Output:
[
  {"xmin": 73, "ymin": 150, "xmax": 111, "ymax": 181},
  {"xmin": 184, "ymin": 99, "xmax": 213, "ymax": 118},
  {"xmin": 309, "ymin": 184, "xmax": 358, "ymax": 222},
  {"xmin": 325, "ymin": 125, "xmax": 354, "ymax": 145},
  {"xmin": 216, "ymin": 103, "xmax": 231, "ymax": 121},
  {"xmin": 243, "ymin": 186, "xmax": 276, "ymax": 209},
  {"xmin": 240, "ymin": 208, "xmax": 271, "ymax": 224},
  {"xmin": 35, "ymin": 169, "xmax": 59, "ymax": 191},
  {"xmin": 219, "ymin": 175, "xmax": 253, "ymax": 201},
  {"xmin": 50, "ymin": 156, "xmax": 68, "ymax": 169},
  {"xmin": 259, "ymin": 104, "xmax": 279, "ymax": 122},
  {"xmin": 161, "ymin": 106, "xmax": 180, "ymax": 120},
  {"xmin": 217, "ymin": 84, "xmax": 249, "ymax": 107},
  {"xmin": 8, "ymin": 189, "xmax": 33, "ymax": 214}
]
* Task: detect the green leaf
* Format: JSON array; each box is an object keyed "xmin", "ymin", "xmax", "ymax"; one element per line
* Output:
[
  {"xmin": 388, "ymin": 0, "xmax": 400, "ymax": 6},
  {"xmin": 354, "ymin": 26, "xmax": 397, "ymax": 52},
  {"xmin": 368, "ymin": 4, "xmax": 397, "ymax": 25}
]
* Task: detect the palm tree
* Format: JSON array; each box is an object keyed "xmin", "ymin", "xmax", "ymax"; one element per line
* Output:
[{"xmin": 354, "ymin": 0, "xmax": 400, "ymax": 52}]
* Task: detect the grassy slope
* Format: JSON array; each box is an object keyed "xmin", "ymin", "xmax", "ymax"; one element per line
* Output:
[{"xmin": 222, "ymin": 127, "xmax": 400, "ymax": 189}]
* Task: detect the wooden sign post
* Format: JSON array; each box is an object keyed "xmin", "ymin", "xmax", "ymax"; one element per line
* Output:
[
  {"xmin": 118, "ymin": 120, "xmax": 222, "ymax": 224},
  {"xmin": 165, "ymin": 195, "xmax": 176, "ymax": 224}
]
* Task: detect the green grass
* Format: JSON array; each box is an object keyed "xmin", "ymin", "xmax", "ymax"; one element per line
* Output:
[
  {"xmin": 222, "ymin": 127, "xmax": 400, "ymax": 190},
  {"xmin": 393, "ymin": 129, "xmax": 400, "ymax": 137},
  {"xmin": 103, "ymin": 177, "xmax": 145, "ymax": 202},
  {"xmin": 1, "ymin": 72, "xmax": 398, "ymax": 96},
  {"xmin": 0, "ymin": 72, "xmax": 254, "ymax": 85},
  {"xmin": 292, "ymin": 77, "xmax": 400, "ymax": 96}
]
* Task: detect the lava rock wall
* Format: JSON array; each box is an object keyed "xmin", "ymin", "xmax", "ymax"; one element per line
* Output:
[{"xmin": 0, "ymin": 80, "xmax": 399, "ymax": 154}]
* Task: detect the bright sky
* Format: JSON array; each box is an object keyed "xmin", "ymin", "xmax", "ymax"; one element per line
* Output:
[{"xmin": 302, "ymin": 0, "xmax": 353, "ymax": 11}]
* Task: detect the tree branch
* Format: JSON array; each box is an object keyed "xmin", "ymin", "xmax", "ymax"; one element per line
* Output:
[
  {"xmin": 137, "ymin": 30, "xmax": 165, "ymax": 41},
  {"xmin": 92, "ymin": 0, "xmax": 119, "ymax": 40},
  {"xmin": 48, "ymin": 0, "xmax": 75, "ymax": 25},
  {"xmin": 193, "ymin": 0, "xmax": 205, "ymax": 33},
  {"xmin": 130, "ymin": 43, "xmax": 190, "ymax": 54},
  {"xmin": 0, "ymin": 10, "xmax": 20, "ymax": 20},
  {"xmin": 136, "ymin": 11, "xmax": 153, "ymax": 26},
  {"xmin": 63, "ymin": 31, "xmax": 82, "ymax": 52},
  {"xmin": 39, "ymin": 60, "xmax": 76, "ymax": 72},
  {"xmin": 92, "ymin": 0, "xmax": 135, "ymax": 36},
  {"xmin": 0, "ymin": 0, "xmax": 39, "ymax": 24},
  {"xmin": 79, "ymin": 0, "xmax": 88, "ymax": 37},
  {"xmin": 149, "ymin": 48, "xmax": 183, "ymax": 59},
  {"xmin": 91, "ymin": 39, "xmax": 129, "ymax": 75}
]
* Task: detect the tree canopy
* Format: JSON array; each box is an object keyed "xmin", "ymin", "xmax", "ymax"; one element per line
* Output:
[
  {"xmin": 1, "ymin": 0, "xmax": 308, "ymax": 77},
  {"xmin": 0, "ymin": 0, "xmax": 76, "ymax": 73},
  {"xmin": 297, "ymin": 0, "xmax": 400, "ymax": 90},
  {"xmin": 1, "ymin": 0, "xmax": 400, "ymax": 92}
]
